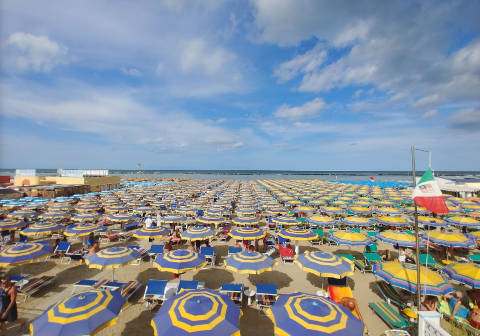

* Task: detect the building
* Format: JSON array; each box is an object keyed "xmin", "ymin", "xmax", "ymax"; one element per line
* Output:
[
  {"xmin": 18, "ymin": 184, "xmax": 90, "ymax": 198},
  {"xmin": 13, "ymin": 169, "xmax": 121, "ymax": 194},
  {"xmin": 417, "ymin": 176, "xmax": 480, "ymax": 199}
]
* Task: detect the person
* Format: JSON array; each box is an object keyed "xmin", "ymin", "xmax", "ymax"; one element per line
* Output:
[
  {"xmin": 471, "ymin": 308, "xmax": 480, "ymax": 329},
  {"xmin": 145, "ymin": 216, "xmax": 153, "ymax": 229},
  {"xmin": 422, "ymin": 295, "xmax": 438, "ymax": 311},
  {"xmin": 381, "ymin": 249, "xmax": 391, "ymax": 261},
  {"xmin": 1, "ymin": 277, "xmax": 24, "ymax": 335},
  {"xmin": 51, "ymin": 238, "xmax": 61, "ymax": 253},
  {"xmin": 439, "ymin": 291, "xmax": 469, "ymax": 321},
  {"xmin": 86, "ymin": 232, "xmax": 95, "ymax": 248},
  {"xmin": 88, "ymin": 241, "xmax": 100, "ymax": 256},
  {"xmin": 398, "ymin": 248, "xmax": 406, "ymax": 263}
]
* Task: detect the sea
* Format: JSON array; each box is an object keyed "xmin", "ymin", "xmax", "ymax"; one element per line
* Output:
[{"xmin": 1, "ymin": 169, "xmax": 479, "ymax": 183}]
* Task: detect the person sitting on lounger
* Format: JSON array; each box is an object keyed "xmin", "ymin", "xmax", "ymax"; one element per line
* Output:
[
  {"xmin": 422, "ymin": 295, "xmax": 438, "ymax": 311},
  {"xmin": 88, "ymin": 241, "xmax": 100, "ymax": 256}
]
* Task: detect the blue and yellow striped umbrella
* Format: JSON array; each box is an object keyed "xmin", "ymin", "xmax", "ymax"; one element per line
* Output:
[
  {"xmin": 160, "ymin": 215, "xmax": 187, "ymax": 223},
  {"xmin": 224, "ymin": 251, "xmax": 277, "ymax": 274},
  {"xmin": 106, "ymin": 212, "xmax": 134, "ymax": 222},
  {"xmin": 232, "ymin": 216, "xmax": 259, "ymax": 226},
  {"xmin": 328, "ymin": 231, "xmax": 372, "ymax": 246},
  {"xmin": 229, "ymin": 227, "xmax": 266, "ymax": 241},
  {"xmin": 272, "ymin": 216, "xmax": 299, "ymax": 226},
  {"xmin": 181, "ymin": 226, "xmax": 216, "ymax": 241},
  {"xmin": 71, "ymin": 212, "xmax": 101, "ymax": 222},
  {"xmin": 21, "ymin": 222, "xmax": 64, "ymax": 236},
  {"xmin": 266, "ymin": 293, "xmax": 365, "ymax": 336},
  {"xmin": 348, "ymin": 206, "xmax": 372, "ymax": 215},
  {"xmin": 295, "ymin": 251, "xmax": 354, "ymax": 279},
  {"xmin": 8, "ymin": 209, "xmax": 37, "ymax": 218},
  {"xmin": 447, "ymin": 216, "xmax": 480, "ymax": 228},
  {"xmin": 444, "ymin": 263, "xmax": 480, "ymax": 288},
  {"xmin": 376, "ymin": 216, "xmax": 410, "ymax": 227},
  {"xmin": 278, "ymin": 228, "xmax": 318, "ymax": 241},
  {"xmin": 422, "ymin": 231, "xmax": 474, "ymax": 248},
  {"xmin": 307, "ymin": 215, "xmax": 336, "ymax": 227},
  {"xmin": 30, "ymin": 290, "xmax": 125, "ymax": 336},
  {"xmin": 321, "ymin": 206, "xmax": 345, "ymax": 216},
  {"xmin": 104, "ymin": 204, "xmax": 127, "ymax": 213},
  {"xmin": 235, "ymin": 208, "xmax": 257, "ymax": 216},
  {"xmin": 65, "ymin": 223, "xmax": 104, "ymax": 237},
  {"xmin": 85, "ymin": 247, "xmax": 140, "ymax": 269},
  {"xmin": 0, "ymin": 218, "xmax": 27, "ymax": 231},
  {"xmin": 197, "ymin": 216, "xmax": 225, "ymax": 226},
  {"xmin": 376, "ymin": 230, "xmax": 424, "ymax": 248},
  {"xmin": 151, "ymin": 289, "xmax": 241, "ymax": 336},
  {"xmin": 133, "ymin": 226, "xmax": 170, "ymax": 239},
  {"xmin": 154, "ymin": 249, "xmax": 206, "ymax": 274},
  {"xmin": 75, "ymin": 204, "xmax": 101, "ymax": 212},
  {"xmin": 341, "ymin": 217, "xmax": 373, "ymax": 227},
  {"xmin": 416, "ymin": 216, "xmax": 447, "ymax": 227},
  {"xmin": 376, "ymin": 207, "xmax": 403, "ymax": 216},
  {"xmin": 38, "ymin": 212, "xmax": 70, "ymax": 220},
  {"xmin": 133, "ymin": 205, "xmax": 155, "ymax": 213},
  {"xmin": 0, "ymin": 242, "xmax": 51, "ymax": 266}
]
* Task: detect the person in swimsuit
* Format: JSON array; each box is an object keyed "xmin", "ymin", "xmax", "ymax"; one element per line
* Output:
[{"xmin": 1, "ymin": 277, "xmax": 24, "ymax": 335}]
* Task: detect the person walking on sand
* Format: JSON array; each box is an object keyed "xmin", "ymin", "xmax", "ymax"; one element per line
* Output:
[{"xmin": 1, "ymin": 277, "xmax": 25, "ymax": 335}]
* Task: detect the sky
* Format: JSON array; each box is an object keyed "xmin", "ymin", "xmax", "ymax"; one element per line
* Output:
[{"xmin": 1, "ymin": 0, "xmax": 479, "ymax": 171}]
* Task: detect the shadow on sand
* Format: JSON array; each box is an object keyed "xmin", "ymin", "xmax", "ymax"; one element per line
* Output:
[
  {"xmin": 193, "ymin": 268, "xmax": 234, "ymax": 289},
  {"xmin": 248, "ymin": 271, "xmax": 292, "ymax": 289}
]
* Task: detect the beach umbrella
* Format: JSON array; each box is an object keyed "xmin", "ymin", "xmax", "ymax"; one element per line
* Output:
[
  {"xmin": 376, "ymin": 216, "xmax": 410, "ymax": 227},
  {"xmin": 272, "ymin": 216, "xmax": 299, "ymax": 226},
  {"xmin": 321, "ymin": 207, "xmax": 345, "ymax": 216},
  {"xmin": 373, "ymin": 261, "xmax": 454, "ymax": 296},
  {"xmin": 106, "ymin": 212, "xmax": 134, "ymax": 222},
  {"xmin": 403, "ymin": 206, "xmax": 430, "ymax": 215},
  {"xmin": 64, "ymin": 223, "xmax": 104, "ymax": 237},
  {"xmin": 0, "ymin": 218, "xmax": 27, "ymax": 231},
  {"xmin": 232, "ymin": 216, "xmax": 259, "ymax": 226},
  {"xmin": 197, "ymin": 216, "xmax": 225, "ymax": 227},
  {"xmin": 376, "ymin": 230, "xmax": 424, "ymax": 248},
  {"xmin": 295, "ymin": 206, "xmax": 315, "ymax": 214},
  {"xmin": 21, "ymin": 222, "xmax": 64, "ymax": 236},
  {"xmin": 307, "ymin": 215, "xmax": 336, "ymax": 227},
  {"xmin": 154, "ymin": 249, "xmax": 206, "ymax": 274},
  {"xmin": 104, "ymin": 204, "xmax": 127, "ymax": 213},
  {"xmin": 181, "ymin": 225, "xmax": 216, "ymax": 241},
  {"xmin": 447, "ymin": 216, "xmax": 480, "ymax": 228},
  {"xmin": 160, "ymin": 215, "xmax": 187, "ymax": 223},
  {"xmin": 30, "ymin": 290, "xmax": 125, "ymax": 336},
  {"xmin": 133, "ymin": 205, "xmax": 155, "ymax": 213},
  {"xmin": 341, "ymin": 217, "xmax": 373, "ymax": 227},
  {"xmin": 443, "ymin": 263, "xmax": 480, "ymax": 288},
  {"xmin": 235, "ymin": 208, "xmax": 257, "ymax": 216},
  {"xmin": 266, "ymin": 292, "xmax": 365, "ymax": 336},
  {"xmin": 376, "ymin": 207, "xmax": 403, "ymax": 216},
  {"xmin": 348, "ymin": 206, "xmax": 372, "ymax": 215},
  {"xmin": 151, "ymin": 289, "xmax": 241, "ymax": 336},
  {"xmin": 265, "ymin": 208, "xmax": 287, "ymax": 216},
  {"xmin": 85, "ymin": 246, "xmax": 140, "ymax": 280},
  {"xmin": 71, "ymin": 212, "xmax": 101, "ymax": 222},
  {"xmin": 277, "ymin": 228, "xmax": 318, "ymax": 241},
  {"xmin": 224, "ymin": 251, "xmax": 276, "ymax": 274},
  {"xmin": 0, "ymin": 242, "xmax": 51, "ymax": 266},
  {"xmin": 8, "ymin": 209, "xmax": 37, "ymax": 218},
  {"xmin": 75, "ymin": 204, "xmax": 101, "ymax": 212},
  {"xmin": 38, "ymin": 211, "xmax": 70, "ymax": 220},
  {"xmin": 294, "ymin": 251, "xmax": 354, "ymax": 279},
  {"xmin": 328, "ymin": 231, "xmax": 372, "ymax": 246},
  {"xmin": 229, "ymin": 227, "xmax": 266, "ymax": 241},
  {"xmin": 416, "ymin": 216, "xmax": 447, "ymax": 227},
  {"xmin": 422, "ymin": 231, "xmax": 474, "ymax": 248},
  {"xmin": 133, "ymin": 226, "xmax": 170, "ymax": 239}
]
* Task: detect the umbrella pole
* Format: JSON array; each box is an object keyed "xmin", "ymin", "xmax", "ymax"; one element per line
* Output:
[
  {"xmin": 411, "ymin": 146, "xmax": 422, "ymax": 311},
  {"xmin": 112, "ymin": 268, "xmax": 115, "ymax": 281}
]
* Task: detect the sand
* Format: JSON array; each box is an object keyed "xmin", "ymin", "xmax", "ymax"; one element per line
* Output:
[{"xmin": 4, "ymin": 234, "xmax": 400, "ymax": 336}]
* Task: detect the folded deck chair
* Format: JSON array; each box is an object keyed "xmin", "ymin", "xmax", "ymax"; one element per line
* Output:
[
  {"xmin": 17, "ymin": 275, "xmax": 55, "ymax": 302},
  {"xmin": 200, "ymin": 246, "xmax": 216, "ymax": 266},
  {"xmin": 143, "ymin": 279, "xmax": 169, "ymax": 309},
  {"xmin": 228, "ymin": 246, "xmax": 242, "ymax": 255},
  {"xmin": 369, "ymin": 301, "xmax": 410, "ymax": 330},
  {"xmin": 220, "ymin": 283, "xmax": 244, "ymax": 305},
  {"xmin": 376, "ymin": 281, "xmax": 408, "ymax": 309},
  {"xmin": 256, "ymin": 284, "xmax": 278, "ymax": 310}
]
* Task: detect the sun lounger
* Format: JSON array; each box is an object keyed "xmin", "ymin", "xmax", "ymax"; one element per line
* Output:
[
  {"xmin": 143, "ymin": 280, "xmax": 172, "ymax": 309},
  {"xmin": 219, "ymin": 227, "xmax": 231, "ymax": 241},
  {"xmin": 369, "ymin": 301, "xmax": 410, "ymax": 330},
  {"xmin": 337, "ymin": 254, "xmax": 356, "ymax": 262},
  {"xmin": 11, "ymin": 274, "xmax": 31, "ymax": 288},
  {"xmin": 279, "ymin": 244, "xmax": 294, "ymax": 263},
  {"xmin": 328, "ymin": 285, "xmax": 354, "ymax": 303},
  {"xmin": 200, "ymin": 246, "xmax": 216, "ymax": 266},
  {"xmin": 50, "ymin": 241, "xmax": 71, "ymax": 262},
  {"xmin": 220, "ymin": 283, "xmax": 244, "ymax": 305},
  {"xmin": 366, "ymin": 242, "xmax": 378, "ymax": 253},
  {"xmin": 176, "ymin": 280, "xmax": 204, "ymax": 294},
  {"xmin": 148, "ymin": 244, "xmax": 164, "ymax": 260},
  {"xmin": 130, "ymin": 247, "xmax": 149, "ymax": 266},
  {"xmin": 256, "ymin": 284, "xmax": 278, "ymax": 310},
  {"xmin": 467, "ymin": 254, "xmax": 480, "ymax": 263},
  {"xmin": 120, "ymin": 280, "xmax": 142, "ymax": 301},
  {"xmin": 17, "ymin": 275, "xmax": 55, "ymax": 302},
  {"xmin": 364, "ymin": 252, "xmax": 382, "ymax": 271},
  {"xmin": 228, "ymin": 246, "xmax": 242, "ymax": 255},
  {"xmin": 419, "ymin": 254, "xmax": 444, "ymax": 271},
  {"xmin": 62, "ymin": 250, "xmax": 84, "ymax": 264},
  {"xmin": 376, "ymin": 281, "xmax": 408, "ymax": 309},
  {"xmin": 311, "ymin": 229, "xmax": 324, "ymax": 245},
  {"xmin": 72, "ymin": 279, "xmax": 99, "ymax": 294},
  {"xmin": 118, "ymin": 231, "xmax": 133, "ymax": 241}
]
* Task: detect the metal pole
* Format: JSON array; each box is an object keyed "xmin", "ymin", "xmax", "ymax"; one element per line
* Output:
[{"xmin": 411, "ymin": 146, "xmax": 422, "ymax": 312}]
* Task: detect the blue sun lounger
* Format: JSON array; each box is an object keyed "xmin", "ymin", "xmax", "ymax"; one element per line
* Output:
[
  {"xmin": 228, "ymin": 246, "xmax": 242, "ymax": 255},
  {"xmin": 176, "ymin": 280, "xmax": 205, "ymax": 294},
  {"xmin": 143, "ymin": 280, "xmax": 168, "ymax": 308},
  {"xmin": 200, "ymin": 246, "xmax": 216, "ymax": 266},
  {"xmin": 256, "ymin": 284, "xmax": 278, "ymax": 310},
  {"xmin": 220, "ymin": 283, "xmax": 243, "ymax": 305}
]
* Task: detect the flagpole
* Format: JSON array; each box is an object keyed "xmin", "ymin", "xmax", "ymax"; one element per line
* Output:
[{"xmin": 411, "ymin": 145, "xmax": 422, "ymax": 312}]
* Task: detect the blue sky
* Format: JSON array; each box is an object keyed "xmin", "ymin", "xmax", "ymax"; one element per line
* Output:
[{"xmin": 1, "ymin": 0, "xmax": 479, "ymax": 171}]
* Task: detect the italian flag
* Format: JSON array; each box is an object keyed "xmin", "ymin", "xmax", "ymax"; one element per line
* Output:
[{"xmin": 412, "ymin": 168, "xmax": 450, "ymax": 214}]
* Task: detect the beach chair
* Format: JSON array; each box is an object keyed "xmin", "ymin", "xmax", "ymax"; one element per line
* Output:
[
  {"xmin": 219, "ymin": 227, "xmax": 231, "ymax": 241},
  {"xmin": 124, "ymin": 221, "xmax": 139, "ymax": 231},
  {"xmin": 143, "ymin": 280, "xmax": 172, "ymax": 309},
  {"xmin": 176, "ymin": 280, "xmax": 204, "ymax": 294},
  {"xmin": 365, "ymin": 242, "xmax": 378, "ymax": 253},
  {"xmin": 367, "ymin": 230, "xmax": 379, "ymax": 238},
  {"xmin": 63, "ymin": 250, "xmax": 84, "ymax": 264},
  {"xmin": 256, "ymin": 284, "xmax": 278, "ymax": 310},
  {"xmin": 419, "ymin": 254, "xmax": 444, "ymax": 271},
  {"xmin": 10, "ymin": 274, "xmax": 31, "ymax": 288},
  {"xmin": 120, "ymin": 280, "xmax": 143, "ymax": 302},
  {"xmin": 200, "ymin": 246, "xmax": 216, "ymax": 266},
  {"xmin": 337, "ymin": 254, "xmax": 356, "ymax": 263},
  {"xmin": 376, "ymin": 281, "xmax": 408, "ymax": 309},
  {"xmin": 220, "ymin": 283, "xmax": 243, "ymax": 305},
  {"xmin": 328, "ymin": 285, "xmax": 354, "ymax": 303},
  {"xmin": 467, "ymin": 254, "xmax": 480, "ymax": 263},
  {"xmin": 51, "ymin": 241, "xmax": 71, "ymax": 262},
  {"xmin": 118, "ymin": 231, "xmax": 133, "ymax": 242},
  {"xmin": 72, "ymin": 279, "xmax": 98, "ymax": 294},
  {"xmin": 17, "ymin": 275, "xmax": 55, "ymax": 302},
  {"xmin": 130, "ymin": 247, "xmax": 149, "ymax": 266},
  {"xmin": 369, "ymin": 302, "xmax": 410, "ymax": 330},
  {"xmin": 325, "ymin": 230, "xmax": 339, "ymax": 245},
  {"xmin": 228, "ymin": 246, "xmax": 242, "ymax": 255},
  {"xmin": 311, "ymin": 229, "xmax": 324, "ymax": 245},
  {"xmin": 148, "ymin": 244, "xmax": 164, "ymax": 260},
  {"xmin": 364, "ymin": 252, "xmax": 382, "ymax": 271},
  {"xmin": 279, "ymin": 243, "xmax": 294, "ymax": 263}
]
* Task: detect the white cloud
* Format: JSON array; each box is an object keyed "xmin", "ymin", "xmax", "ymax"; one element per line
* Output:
[
  {"xmin": 274, "ymin": 98, "xmax": 326, "ymax": 119},
  {"xmin": 4, "ymin": 32, "xmax": 68, "ymax": 72},
  {"xmin": 121, "ymin": 67, "xmax": 142, "ymax": 76},
  {"xmin": 273, "ymin": 45, "xmax": 327, "ymax": 83},
  {"xmin": 353, "ymin": 89, "xmax": 363, "ymax": 99},
  {"xmin": 422, "ymin": 109, "xmax": 438, "ymax": 119},
  {"xmin": 180, "ymin": 38, "xmax": 234, "ymax": 76}
]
